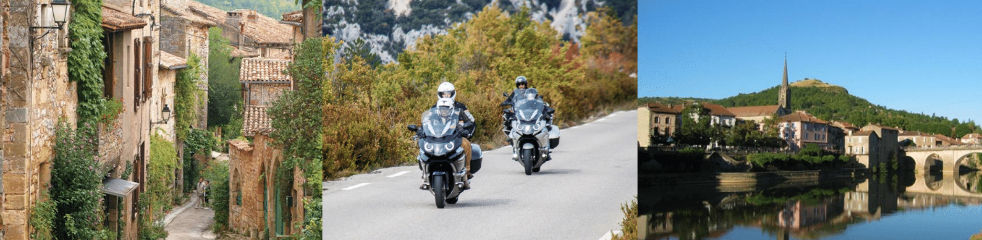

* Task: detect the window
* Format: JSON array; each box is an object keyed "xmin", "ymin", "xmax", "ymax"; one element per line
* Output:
[
  {"xmin": 654, "ymin": 117, "xmax": 659, "ymax": 124},
  {"xmin": 103, "ymin": 33, "xmax": 115, "ymax": 97},
  {"xmin": 666, "ymin": 117, "xmax": 671, "ymax": 124}
]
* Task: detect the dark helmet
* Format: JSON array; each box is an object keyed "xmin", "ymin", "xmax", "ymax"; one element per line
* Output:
[{"xmin": 515, "ymin": 76, "xmax": 528, "ymax": 88}]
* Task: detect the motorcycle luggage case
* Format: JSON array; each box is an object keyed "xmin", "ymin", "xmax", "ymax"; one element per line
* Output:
[
  {"xmin": 469, "ymin": 143, "xmax": 483, "ymax": 174},
  {"xmin": 548, "ymin": 125, "xmax": 560, "ymax": 149}
]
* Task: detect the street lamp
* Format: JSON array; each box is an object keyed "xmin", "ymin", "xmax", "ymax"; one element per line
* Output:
[
  {"xmin": 154, "ymin": 104, "xmax": 171, "ymax": 124},
  {"xmin": 32, "ymin": 0, "xmax": 71, "ymax": 30},
  {"xmin": 50, "ymin": 0, "xmax": 71, "ymax": 29}
]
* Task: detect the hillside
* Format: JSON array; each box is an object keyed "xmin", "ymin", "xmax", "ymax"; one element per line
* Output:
[
  {"xmin": 322, "ymin": 0, "xmax": 637, "ymax": 63},
  {"xmin": 196, "ymin": 0, "xmax": 299, "ymax": 19},
  {"xmin": 641, "ymin": 79, "xmax": 980, "ymax": 138}
]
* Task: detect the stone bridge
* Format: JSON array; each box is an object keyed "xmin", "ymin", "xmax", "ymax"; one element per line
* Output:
[{"xmin": 904, "ymin": 146, "xmax": 982, "ymax": 174}]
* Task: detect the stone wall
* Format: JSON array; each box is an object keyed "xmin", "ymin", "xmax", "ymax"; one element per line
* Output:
[
  {"xmin": 1, "ymin": 1, "xmax": 76, "ymax": 239},
  {"xmin": 247, "ymin": 83, "xmax": 290, "ymax": 106},
  {"xmin": 228, "ymin": 134, "xmax": 303, "ymax": 238},
  {"xmin": 159, "ymin": 12, "xmax": 187, "ymax": 57}
]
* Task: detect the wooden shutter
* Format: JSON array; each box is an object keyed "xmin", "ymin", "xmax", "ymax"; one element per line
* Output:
[
  {"xmin": 143, "ymin": 37, "xmax": 153, "ymax": 102},
  {"xmin": 103, "ymin": 36, "xmax": 115, "ymax": 97},
  {"xmin": 134, "ymin": 38, "xmax": 142, "ymax": 109}
]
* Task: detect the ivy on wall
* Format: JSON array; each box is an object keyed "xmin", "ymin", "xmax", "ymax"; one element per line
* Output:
[
  {"xmin": 175, "ymin": 53, "xmax": 203, "ymax": 141},
  {"xmin": 67, "ymin": 0, "xmax": 107, "ymax": 132}
]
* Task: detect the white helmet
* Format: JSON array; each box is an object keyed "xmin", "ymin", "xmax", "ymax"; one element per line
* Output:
[
  {"xmin": 437, "ymin": 81, "xmax": 456, "ymax": 101},
  {"xmin": 436, "ymin": 98, "xmax": 454, "ymax": 117}
]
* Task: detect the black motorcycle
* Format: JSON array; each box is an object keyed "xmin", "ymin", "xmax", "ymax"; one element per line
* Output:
[
  {"xmin": 502, "ymin": 88, "xmax": 559, "ymax": 175},
  {"xmin": 407, "ymin": 105, "xmax": 482, "ymax": 208}
]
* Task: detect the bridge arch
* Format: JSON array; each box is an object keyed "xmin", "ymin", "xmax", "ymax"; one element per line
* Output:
[
  {"xmin": 923, "ymin": 153, "xmax": 944, "ymax": 174},
  {"xmin": 955, "ymin": 152, "xmax": 982, "ymax": 173}
]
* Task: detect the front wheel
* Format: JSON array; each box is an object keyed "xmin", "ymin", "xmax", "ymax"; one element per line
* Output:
[
  {"xmin": 432, "ymin": 175, "xmax": 446, "ymax": 208},
  {"xmin": 522, "ymin": 149, "xmax": 533, "ymax": 175}
]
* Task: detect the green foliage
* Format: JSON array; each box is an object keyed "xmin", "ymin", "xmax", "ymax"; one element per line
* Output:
[
  {"xmin": 50, "ymin": 122, "xmax": 104, "ymax": 239},
  {"xmin": 207, "ymin": 27, "xmax": 244, "ymax": 140},
  {"xmin": 203, "ymin": 160, "xmax": 230, "ymax": 231},
  {"xmin": 747, "ymin": 144, "xmax": 849, "ymax": 170},
  {"xmin": 714, "ymin": 84, "xmax": 981, "ymax": 138},
  {"xmin": 196, "ymin": 0, "xmax": 299, "ymax": 19},
  {"xmin": 183, "ymin": 129, "xmax": 217, "ymax": 193},
  {"xmin": 611, "ymin": 197, "xmax": 638, "ymax": 240},
  {"xmin": 176, "ymin": 53, "xmax": 204, "ymax": 141},
  {"xmin": 321, "ymin": 6, "xmax": 636, "ymax": 180},
  {"xmin": 69, "ymin": 0, "xmax": 108, "ymax": 130},
  {"xmin": 298, "ymin": 197, "xmax": 322, "ymax": 239},
  {"xmin": 98, "ymin": 98, "xmax": 124, "ymax": 126},
  {"xmin": 136, "ymin": 198, "xmax": 168, "ymax": 240},
  {"xmin": 676, "ymin": 103, "xmax": 721, "ymax": 146},
  {"xmin": 29, "ymin": 194, "xmax": 57, "ymax": 240},
  {"xmin": 149, "ymin": 134, "xmax": 178, "ymax": 218},
  {"xmin": 268, "ymin": 38, "xmax": 325, "ymax": 237}
]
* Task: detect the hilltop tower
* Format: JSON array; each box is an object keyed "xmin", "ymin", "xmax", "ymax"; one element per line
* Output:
[{"xmin": 777, "ymin": 56, "xmax": 791, "ymax": 116}]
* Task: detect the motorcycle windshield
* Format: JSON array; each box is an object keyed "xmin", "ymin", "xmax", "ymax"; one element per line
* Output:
[
  {"xmin": 515, "ymin": 89, "xmax": 544, "ymax": 123},
  {"xmin": 421, "ymin": 106, "xmax": 459, "ymax": 138}
]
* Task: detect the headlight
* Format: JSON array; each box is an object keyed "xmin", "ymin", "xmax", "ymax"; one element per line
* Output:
[
  {"xmin": 524, "ymin": 124, "xmax": 532, "ymax": 132},
  {"xmin": 445, "ymin": 141, "xmax": 455, "ymax": 151},
  {"xmin": 424, "ymin": 142, "xmax": 433, "ymax": 151}
]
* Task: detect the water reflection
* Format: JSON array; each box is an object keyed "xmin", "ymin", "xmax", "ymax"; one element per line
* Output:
[{"xmin": 639, "ymin": 171, "xmax": 982, "ymax": 239}]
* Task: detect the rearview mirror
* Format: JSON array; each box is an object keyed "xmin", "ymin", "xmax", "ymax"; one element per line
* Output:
[
  {"xmin": 407, "ymin": 124, "xmax": 418, "ymax": 132},
  {"xmin": 502, "ymin": 92, "xmax": 508, "ymax": 97}
]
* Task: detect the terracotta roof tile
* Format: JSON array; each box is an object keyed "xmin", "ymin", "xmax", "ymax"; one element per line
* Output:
[
  {"xmin": 230, "ymin": 9, "xmax": 295, "ymax": 45},
  {"xmin": 101, "ymin": 6, "xmax": 146, "ymax": 32},
  {"xmin": 647, "ymin": 103, "xmax": 681, "ymax": 114},
  {"xmin": 281, "ymin": 10, "xmax": 302, "ymax": 23},
  {"xmin": 727, "ymin": 105, "xmax": 779, "ymax": 117},
  {"xmin": 242, "ymin": 106, "xmax": 272, "ymax": 136},
  {"xmin": 187, "ymin": 1, "xmax": 228, "ymax": 25},
  {"xmin": 239, "ymin": 58, "xmax": 292, "ymax": 82},
  {"xmin": 779, "ymin": 111, "xmax": 827, "ymax": 124},
  {"xmin": 700, "ymin": 102, "xmax": 735, "ymax": 117},
  {"xmin": 162, "ymin": 3, "xmax": 216, "ymax": 26},
  {"xmin": 159, "ymin": 51, "xmax": 187, "ymax": 70}
]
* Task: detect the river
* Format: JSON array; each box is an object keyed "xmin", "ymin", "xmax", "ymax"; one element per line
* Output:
[{"xmin": 639, "ymin": 171, "xmax": 982, "ymax": 239}]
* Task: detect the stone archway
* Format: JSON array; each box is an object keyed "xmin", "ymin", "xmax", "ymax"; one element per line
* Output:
[
  {"xmin": 955, "ymin": 152, "xmax": 982, "ymax": 173},
  {"xmin": 924, "ymin": 153, "xmax": 944, "ymax": 174}
]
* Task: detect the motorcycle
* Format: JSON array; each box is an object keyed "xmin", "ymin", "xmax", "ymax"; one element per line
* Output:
[
  {"xmin": 407, "ymin": 105, "xmax": 483, "ymax": 208},
  {"xmin": 502, "ymin": 88, "xmax": 560, "ymax": 175}
]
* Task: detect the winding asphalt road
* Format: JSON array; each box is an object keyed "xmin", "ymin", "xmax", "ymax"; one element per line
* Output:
[{"xmin": 322, "ymin": 110, "xmax": 637, "ymax": 239}]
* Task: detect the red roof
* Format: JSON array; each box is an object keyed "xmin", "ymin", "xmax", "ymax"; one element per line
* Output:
[
  {"xmin": 727, "ymin": 105, "xmax": 779, "ymax": 117},
  {"xmin": 647, "ymin": 103, "xmax": 682, "ymax": 114},
  {"xmin": 700, "ymin": 102, "xmax": 735, "ymax": 117},
  {"xmin": 779, "ymin": 111, "xmax": 827, "ymax": 124}
]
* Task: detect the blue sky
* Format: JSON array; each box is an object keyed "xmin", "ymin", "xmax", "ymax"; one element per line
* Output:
[{"xmin": 639, "ymin": 0, "xmax": 982, "ymax": 124}]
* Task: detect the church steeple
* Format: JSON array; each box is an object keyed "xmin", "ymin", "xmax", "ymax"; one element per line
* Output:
[{"xmin": 778, "ymin": 55, "xmax": 791, "ymax": 115}]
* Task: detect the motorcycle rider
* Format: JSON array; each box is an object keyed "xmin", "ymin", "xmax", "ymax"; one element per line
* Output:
[
  {"xmin": 435, "ymin": 82, "xmax": 477, "ymax": 188},
  {"xmin": 501, "ymin": 76, "xmax": 554, "ymax": 134}
]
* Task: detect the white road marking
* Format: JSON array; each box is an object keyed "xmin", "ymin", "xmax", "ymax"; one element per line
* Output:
[
  {"xmin": 342, "ymin": 183, "xmax": 371, "ymax": 191},
  {"xmin": 599, "ymin": 230, "xmax": 622, "ymax": 240},
  {"xmin": 387, "ymin": 170, "xmax": 410, "ymax": 178}
]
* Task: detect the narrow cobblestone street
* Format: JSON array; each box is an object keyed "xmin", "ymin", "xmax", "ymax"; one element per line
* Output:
[{"xmin": 165, "ymin": 196, "xmax": 217, "ymax": 240}]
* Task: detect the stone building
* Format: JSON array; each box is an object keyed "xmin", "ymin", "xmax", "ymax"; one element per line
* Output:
[
  {"xmin": 161, "ymin": 0, "xmax": 214, "ymax": 130},
  {"xmin": 846, "ymin": 124, "xmax": 899, "ymax": 169},
  {"xmin": 184, "ymin": 1, "xmax": 296, "ymax": 59},
  {"xmin": 962, "ymin": 133, "xmax": 982, "ymax": 145},
  {"xmin": 227, "ymin": 56, "xmax": 304, "ymax": 237},
  {"xmin": 637, "ymin": 103, "xmax": 682, "ymax": 148},
  {"xmin": 227, "ymin": 136, "xmax": 304, "ymax": 238},
  {"xmin": 697, "ymin": 102, "xmax": 735, "ymax": 127},
  {"xmin": 1, "ymin": 0, "xmax": 163, "ymax": 238},
  {"xmin": 1, "ymin": 1, "xmax": 76, "ymax": 238},
  {"xmin": 898, "ymin": 131, "xmax": 940, "ymax": 148},
  {"xmin": 98, "ymin": 1, "xmax": 163, "ymax": 238},
  {"xmin": 240, "ymin": 58, "xmax": 292, "ymax": 137},
  {"xmin": 153, "ymin": 51, "xmax": 187, "ymax": 142},
  {"xmin": 778, "ymin": 111, "xmax": 834, "ymax": 151}
]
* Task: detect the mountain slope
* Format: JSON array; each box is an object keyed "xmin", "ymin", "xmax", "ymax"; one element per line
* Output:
[
  {"xmin": 321, "ymin": 0, "xmax": 637, "ymax": 63},
  {"xmin": 642, "ymin": 79, "xmax": 980, "ymax": 138}
]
